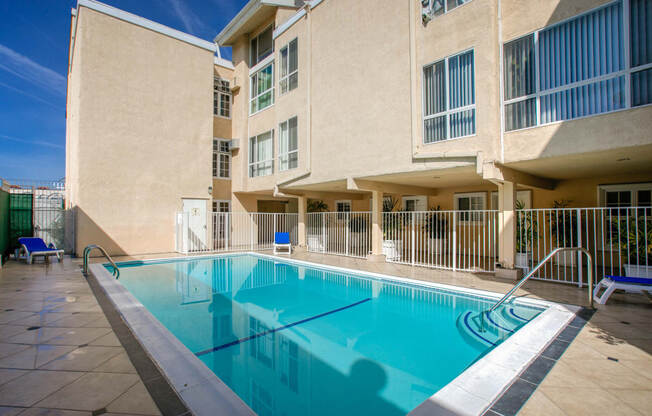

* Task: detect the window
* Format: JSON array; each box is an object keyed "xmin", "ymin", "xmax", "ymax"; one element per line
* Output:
[
  {"xmin": 212, "ymin": 139, "xmax": 230, "ymax": 178},
  {"xmin": 423, "ymin": 0, "xmax": 473, "ymax": 19},
  {"xmin": 599, "ymin": 183, "xmax": 652, "ymax": 214},
  {"xmin": 249, "ymin": 131, "xmax": 273, "ymax": 177},
  {"xmin": 423, "ymin": 50, "xmax": 476, "ymax": 143},
  {"xmin": 336, "ymin": 200, "xmax": 351, "ymax": 219},
  {"xmin": 279, "ymin": 116, "xmax": 298, "ymax": 171},
  {"xmin": 504, "ymin": 0, "xmax": 652, "ymax": 132},
  {"xmin": 402, "ymin": 196, "xmax": 427, "ymax": 211},
  {"xmin": 212, "ymin": 200, "xmax": 231, "ymax": 213},
  {"xmin": 213, "ymin": 78, "xmax": 231, "ymax": 118},
  {"xmin": 250, "ymin": 25, "xmax": 273, "ymax": 66},
  {"xmin": 454, "ymin": 192, "xmax": 486, "ymax": 221},
  {"xmin": 250, "ymin": 62, "xmax": 274, "ymax": 114},
  {"xmin": 279, "ymin": 38, "xmax": 298, "ymax": 94}
]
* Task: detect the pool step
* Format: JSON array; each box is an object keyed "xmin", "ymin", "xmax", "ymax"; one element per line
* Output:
[
  {"xmin": 456, "ymin": 310, "xmax": 521, "ymax": 349},
  {"xmin": 499, "ymin": 306, "xmax": 539, "ymax": 327}
]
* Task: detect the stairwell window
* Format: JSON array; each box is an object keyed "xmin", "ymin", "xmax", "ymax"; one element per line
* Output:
[
  {"xmin": 250, "ymin": 25, "xmax": 273, "ymax": 66},
  {"xmin": 249, "ymin": 131, "xmax": 273, "ymax": 177},
  {"xmin": 214, "ymin": 78, "xmax": 231, "ymax": 119},
  {"xmin": 423, "ymin": 49, "xmax": 476, "ymax": 143},
  {"xmin": 213, "ymin": 139, "xmax": 230, "ymax": 179},
  {"xmin": 279, "ymin": 116, "xmax": 298, "ymax": 171},
  {"xmin": 250, "ymin": 62, "xmax": 274, "ymax": 114},
  {"xmin": 504, "ymin": 0, "xmax": 652, "ymax": 132},
  {"xmin": 279, "ymin": 38, "xmax": 298, "ymax": 95}
]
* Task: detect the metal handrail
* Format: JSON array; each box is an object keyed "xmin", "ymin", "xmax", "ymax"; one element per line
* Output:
[
  {"xmin": 488, "ymin": 247, "xmax": 594, "ymax": 314},
  {"xmin": 82, "ymin": 244, "xmax": 120, "ymax": 279}
]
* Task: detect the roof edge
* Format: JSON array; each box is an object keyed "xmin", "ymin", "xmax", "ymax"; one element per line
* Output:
[
  {"xmin": 214, "ymin": 0, "xmax": 302, "ymax": 46},
  {"xmin": 77, "ymin": 0, "xmax": 217, "ymax": 52},
  {"xmin": 214, "ymin": 56, "xmax": 235, "ymax": 70}
]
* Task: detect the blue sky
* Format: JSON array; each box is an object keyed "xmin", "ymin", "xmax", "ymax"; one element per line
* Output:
[{"xmin": 0, "ymin": 0, "xmax": 246, "ymax": 181}]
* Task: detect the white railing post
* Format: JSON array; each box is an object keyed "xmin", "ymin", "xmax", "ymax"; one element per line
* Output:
[
  {"xmin": 411, "ymin": 212, "xmax": 416, "ymax": 266},
  {"xmin": 452, "ymin": 213, "xmax": 457, "ymax": 271},
  {"xmin": 322, "ymin": 213, "xmax": 326, "ymax": 253},
  {"xmin": 250, "ymin": 213, "xmax": 254, "ymax": 251},
  {"xmin": 576, "ymin": 208, "xmax": 583, "ymax": 287}
]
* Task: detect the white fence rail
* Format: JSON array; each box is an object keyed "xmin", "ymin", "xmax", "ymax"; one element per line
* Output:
[
  {"xmin": 516, "ymin": 207, "xmax": 651, "ymax": 285},
  {"xmin": 175, "ymin": 212, "xmax": 298, "ymax": 254},
  {"xmin": 306, "ymin": 212, "xmax": 371, "ymax": 258},
  {"xmin": 382, "ymin": 211, "xmax": 499, "ymax": 272}
]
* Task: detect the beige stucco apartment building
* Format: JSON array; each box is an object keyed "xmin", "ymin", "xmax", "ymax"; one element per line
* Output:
[{"xmin": 67, "ymin": 0, "xmax": 651, "ymax": 273}]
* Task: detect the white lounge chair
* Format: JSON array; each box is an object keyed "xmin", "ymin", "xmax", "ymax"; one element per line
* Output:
[
  {"xmin": 18, "ymin": 237, "xmax": 64, "ymax": 264},
  {"xmin": 593, "ymin": 275, "xmax": 652, "ymax": 305},
  {"xmin": 273, "ymin": 232, "xmax": 292, "ymax": 255}
]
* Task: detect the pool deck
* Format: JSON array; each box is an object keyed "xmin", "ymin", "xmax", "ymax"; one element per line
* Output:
[{"xmin": 1, "ymin": 252, "xmax": 651, "ymax": 416}]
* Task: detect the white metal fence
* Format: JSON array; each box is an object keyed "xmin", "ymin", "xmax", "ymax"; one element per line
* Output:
[
  {"xmin": 306, "ymin": 212, "xmax": 371, "ymax": 258},
  {"xmin": 516, "ymin": 207, "xmax": 651, "ymax": 285},
  {"xmin": 175, "ymin": 212, "xmax": 298, "ymax": 254},
  {"xmin": 382, "ymin": 211, "xmax": 499, "ymax": 272}
]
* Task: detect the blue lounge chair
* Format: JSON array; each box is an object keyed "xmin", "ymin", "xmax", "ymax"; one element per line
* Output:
[
  {"xmin": 18, "ymin": 237, "xmax": 64, "ymax": 264},
  {"xmin": 273, "ymin": 232, "xmax": 291, "ymax": 255},
  {"xmin": 593, "ymin": 275, "xmax": 652, "ymax": 304}
]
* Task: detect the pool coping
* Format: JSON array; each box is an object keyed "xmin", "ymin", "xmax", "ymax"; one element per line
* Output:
[{"xmin": 90, "ymin": 252, "xmax": 582, "ymax": 416}]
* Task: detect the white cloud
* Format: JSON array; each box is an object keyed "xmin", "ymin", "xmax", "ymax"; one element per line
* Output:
[
  {"xmin": 0, "ymin": 133, "xmax": 64, "ymax": 149},
  {"xmin": 167, "ymin": 0, "xmax": 208, "ymax": 35},
  {"xmin": 0, "ymin": 44, "xmax": 66, "ymax": 96}
]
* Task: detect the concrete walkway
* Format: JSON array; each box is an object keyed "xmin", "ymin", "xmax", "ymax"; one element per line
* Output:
[{"xmin": 0, "ymin": 257, "xmax": 161, "ymax": 416}]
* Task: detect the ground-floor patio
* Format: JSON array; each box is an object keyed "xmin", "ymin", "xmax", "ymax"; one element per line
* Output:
[{"xmin": 0, "ymin": 253, "xmax": 650, "ymax": 415}]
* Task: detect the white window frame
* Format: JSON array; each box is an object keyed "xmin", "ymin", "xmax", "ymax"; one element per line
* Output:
[
  {"xmin": 503, "ymin": 0, "xmax": 652, "ymax": 133},
  {"xmin": 454, "ymin": 192, "xmax": 486, "ymax": 222},
  {"xmin": 214, "ymin": 77, "xmax": 231, "ymax": 119},
  {"xmin": 402, "ymin": 196, "xmax": 427, "ymax": 211},
  {"xmin": 422, "ymin": 48, "xmax": 476, "ymax": 143},
  {"xmin": 335, "ymin": 200, "xmax": 352, "ymax": 220},
  {"xmin": 279, "ymin": 38, "xmax": 298, "ymax": 95},
  {"xmin": 278, "ymin": 116, "xmax": 298, "ymax": 171},
  {"xmin": 598, "ymin": 183, "xmax": 652, "ymax": 208},
  {"xmin": 248, "ymin": 130, "xmax": 274, "ymax": 178},
  {"xmin": 212, "ymin": 200, "xmax": 231, "ymax": 213},
  {"xmin": 249, "ymin": 58, "xmax": 275, "ymax": 115},
  {"xmin": 213, "ymin": 138, "xmax": 231, "ymax": 179}
]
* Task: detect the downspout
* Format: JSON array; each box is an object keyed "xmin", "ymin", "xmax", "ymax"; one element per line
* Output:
[
  {"xmin": 409, "ymin": 0, "xmax": 418, "ymax": 159},
  {"xmin": 498, "ymin": 0, "xmax": 505, "ymax": 162}
]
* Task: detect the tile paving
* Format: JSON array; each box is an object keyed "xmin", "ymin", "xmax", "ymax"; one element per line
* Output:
[{"xmin": 1, "ymin": 251, "xmax": 651, "ymax": 416}]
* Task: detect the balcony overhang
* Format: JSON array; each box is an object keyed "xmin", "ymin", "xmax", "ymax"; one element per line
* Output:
[{"xmin": 214, "ymin": 0, "xmax": 302, "ymax": 46}]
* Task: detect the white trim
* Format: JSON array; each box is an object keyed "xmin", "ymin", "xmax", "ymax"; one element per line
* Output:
[
  {"xmin": 249, "ymin": 61, "xmax": 275, "ymax": 115},
  {"xmin": 278, "ymin": 116, "xmax": 299, "ymax": 172},
  {"xmin": 212, "ymin": 199, "xmax": 232, "ymax": 213},
  {"xmin": 214, "ymin": 78, "xmax": 232, "ymax": 120},
  {"xmin": 597, "ymin": 182, "xmax": 652, "ymax": 207},
  {"xmin": 335, "ymin": 200, "xmax": 352, "ymax": 212},
  {"xmin": 273, "ymin": 9, "xmax": 306, "ymax": 39},
  {"xmin": 214, "ymin": 56, "xmax": 235, "ymax": 70},
  {"xmin": 248, "ymin": 130, "xmax": 275, "ymax": 177},
  {"xmin": 249, "ymin": 53, "xmax": 275, "ymax": 76},
  {"xmin": 278, "ymin": 38, "xmax": 299, "ymax": 96},
  {"xmin": 77, "ymin": 0, "xmax": 216, "ymax": 52}
]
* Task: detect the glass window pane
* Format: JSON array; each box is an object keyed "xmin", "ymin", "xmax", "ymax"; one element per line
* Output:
[
  {"xmin": 503, "ymin": 35, "xmax": 535, "ymax": 100},
  {"xmin": 449, "ymin": 108, "xmax": 475, "ymax": 138},
  {"xmin": 289, "ymin": 72, "xmax": 298, "ymax": 91},
  {"xmin": 448, "ymin": 50, "xmax": 474, "ymax": 109},
  {"xmin": 257, "ymin": 26, "xmax": 273, "ymax": 62},
  {"xmin": 280, "ymin": 46, "xmax": 288, "ymax": 78},
  {"xmin": 631, "ymin": 0, "xmax": 652, "ymax": 67},
  {"xmin": 632, "ymin": 68, "xmax": 652, "ymax": 107},
  {"xmin": 505, "ymin": 98, "xmax": 536, "ymax": 131},
  {"xmin": 289, "ymin": 39, "xmax": 298, "ymax": 73},
  {"xmin": 288, "ymin": 117, "xmax": 298, "ymax": 151},
  {"xmin": 637, "ymin": 190, "xmax": 651, "ymax": 206},
  {"xmin": 423, "ymin": 61, "xmax": 446, "ymax": 116},
  {"xmin": 424, "ymin": 115, "xmax": 447, "ymax": 143}
]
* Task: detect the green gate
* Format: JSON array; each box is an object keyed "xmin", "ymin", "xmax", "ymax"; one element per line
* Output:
[{"xmin": 9, "ymin": 193, "xmax": 33, "ymax": 252}]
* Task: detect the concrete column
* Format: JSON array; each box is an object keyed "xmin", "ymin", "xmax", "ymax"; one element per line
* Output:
[
  {"xmin": 498, "ymin": 181, "xmax": 517, "ymax": 270},
  {"xmin": 298, "ymin": 196, "xmax": 307, "ymax": 248},
  {"xmin": 368, "ymin": 190, "xmax": 385, "ymax": 262}
]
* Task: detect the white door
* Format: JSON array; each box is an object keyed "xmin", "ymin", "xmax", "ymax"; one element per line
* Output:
[{"xmin": 182, "ymin": 199, "xmax": 207, "ymax": 252}]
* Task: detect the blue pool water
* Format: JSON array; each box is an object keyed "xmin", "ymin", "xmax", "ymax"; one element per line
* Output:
[{"xmin": 111, "ymin": 254, "xmax": 544, "ymax": 416}]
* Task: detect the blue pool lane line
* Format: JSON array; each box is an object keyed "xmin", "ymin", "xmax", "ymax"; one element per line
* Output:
[{"xmin": 195, "ymin": 297, "xmax": 372, "ymax": 357}]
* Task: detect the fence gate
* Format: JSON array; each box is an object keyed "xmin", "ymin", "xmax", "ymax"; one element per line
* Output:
[
  {"xmin": 33, "ymin": 189, "xmax": 65, "ymax": 249},
  {"xmin": 8, "ymin": 193, "xmax": 32, "ymax": 252}
]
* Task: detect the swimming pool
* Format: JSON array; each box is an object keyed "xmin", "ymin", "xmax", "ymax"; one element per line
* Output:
[{"xmin": 92, "ymin": 253, "xmax": 577, "ymax": 416}]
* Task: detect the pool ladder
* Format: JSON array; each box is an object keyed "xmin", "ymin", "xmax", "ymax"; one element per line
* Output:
[
  {"xmin": 479, "ymin": 247, "xmax": 594, "ymax": 332},
  {"xmin": 82, "ymin": 244, "xmax": 120, "ymax": 279}
]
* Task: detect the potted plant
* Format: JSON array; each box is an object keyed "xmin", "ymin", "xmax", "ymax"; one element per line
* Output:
[
  {"xmin": 381, "ymin": 196, "xmax": 402, "ymax": 260},
  {"xmin": 307, "ymin": 199, "xmax": 328, "ymax": 251},
  {"xmin": 548, "ymin": 200, "xmax": 581, "ymax": 266},
  {"xmin": 620, "ymin": 214, "xmax": 652, "ymax": 278},
  {"xmin": 515, "ymin": 200, "xmax": 537, "ymax": 269},
  {"xmin": 425, "ymin": 206, "xmax": 448, "ymax": 251}
]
